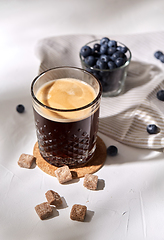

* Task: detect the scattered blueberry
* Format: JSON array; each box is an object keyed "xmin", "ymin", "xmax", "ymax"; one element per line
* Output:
[
  {"xmin": 107, "ymin": 145, "xmax": 118, "ymax": 156},
  {"xmin": 80, "ymin": 45, "xmax": 92, "ymax": 58},
  {"xmin": 154, "ymin": 51, "xmax": 163, "ymax": 59},
  {"xmin": 147, "ymin": 124, "xmax": 159, "ymax": 134},
  {"xmin": 159, "ymin": 54, "xmax": 164, "ymax": 63},
  {"xmin": 16, "ymin": 104, "xmax": 25, "ymax": 113},
  {"xmin": 154, "ymin": 50, "xmax": 164, "ymax": 63},
  {"xmin": 157, "ymin": 89, "xmax": 164, "ymax": 101}
]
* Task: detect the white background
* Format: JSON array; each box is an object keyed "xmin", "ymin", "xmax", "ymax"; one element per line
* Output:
[
  {"xmin": 1, "ymin": 0, "xmax": 164, "ymax": 239},
  {"xmin": 1, "ymin": 0, "xmax": 164, "ymax": 92}
]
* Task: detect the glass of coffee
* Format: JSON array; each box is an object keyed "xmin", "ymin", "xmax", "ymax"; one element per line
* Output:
[{"xmin": 31, "ymin": 67, "xmax": 102, "ymax": 168}]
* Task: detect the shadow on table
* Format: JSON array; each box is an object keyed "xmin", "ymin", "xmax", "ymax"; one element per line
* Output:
[
  {"xmin": 0, "ymin": 88, "xmax": 36, "ymax": 167},
  {"xmin": 104, "ymin": 142, "xmax": 163, "ymax": 166}
]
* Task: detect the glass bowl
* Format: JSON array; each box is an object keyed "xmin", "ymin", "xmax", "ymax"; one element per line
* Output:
[{"xmin": 79, "ymin": 39, "xmax": 132, "ymax": 97}]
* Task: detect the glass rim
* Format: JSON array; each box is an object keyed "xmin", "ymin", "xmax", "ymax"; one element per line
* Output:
[
  {"xmin": 79, "ymin": 39, "xmax": 132, "ymax": 72},
  {"xmin": 31, "ymin": 66, "xmax": 102, "ymax": 113}
]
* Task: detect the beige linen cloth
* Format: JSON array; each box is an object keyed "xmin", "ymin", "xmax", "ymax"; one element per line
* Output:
[{"xmin": 35, "ymin": 32, "xmax": 164, "ymax": 149}]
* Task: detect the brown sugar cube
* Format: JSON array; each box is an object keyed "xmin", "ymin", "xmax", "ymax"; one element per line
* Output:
[
  {"xmin": 45, "ymin": 190, "xmax": 62, "ymax": 207},
  {"xmin": 55, "ymin": 165, "xmax": 72, "ymax": 184},
  {"xmin": 70, "ymin": 204, "xmax": 87, "ymax": 222},
  {"xmin": 35, "ymin": 202, "xmax": 53, "ymax": 220},
  {"xmin": 18, "ymin": 153, "xmax": 35, "ymax": 169},
  {"xmin": 83, "ymin": 174, "xmax": 98, "ymax": 190}
]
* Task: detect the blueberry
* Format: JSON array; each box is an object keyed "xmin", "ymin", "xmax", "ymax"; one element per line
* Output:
[
  {"xmin": 80, "ymin": 45, "xmax": 92, "ymax": 58},
  {"xmin": 100, "ymin": 54, "xmax": 110, "ymax": 62},
  {"xmin": 96, "ymin": 59, "xmax": 108, "ymax": 69},
  {"xmin": 157, "ymin": 89, "xmax": 164, "ymax": 101},
  {"xmin": 93, "ymin": 64, "xmax": 100, "ymax": 69},
  {"xmin": 107, "ymin": 46, "xmax": 117, "ymax": 55},
  {"xmin": 84, "ymin": 55, "xmax": 96, "ymax": 66},
  {"xmin": 16, "ymin": 104, "xmax": 25, "ymax": 113},
  {"xmin": 100, "ymin": 44, "xmax": 108, "ymax": 54},
  {"xmin": 147, "ymin": 124, "xmax": 159, "ymax": 134},
  {"xmin": 159, "ymin": 54, "xmax": 164, "ymax": 63},
  {"xmin": 107, "ymin": 61, "xmax": 116, "ymax": 70},
  {"xmin": 123, "ymin": 54, "xmax": 128, "ymax": 63},
  {"xmin": 120, "ymin": 46, "xmax": 128, "ymax": 53},
  {"xmin": 93, "ymin": 43, "xmax": 100, "ymax": 52},
  {"xmin": 100, "ymin": 37, "xmax": 110, "ymax": 45},
  {"xmin": 92, "ymin": 72, "xmax": 100, "ymax": 80},
  {"xmin": 111, "ymin": 51, "xmax": 123, "ymax": 61},
  {"xmin": 85, "ymin": 67, "xmax": 93, "ymax": 73},
  {"xmin": 117, "ymin": 46, "xmax": 127, "ymax": 53},
  {"xmin": 115, "ymin": 57, "xmax": 125, "ymax": 67},
  {"xmin": 117, "ymin": 46, "xmax": 121, "ymax": 51},
  {"xmin": 108, "ymin": 40, "xmax": 117, "ymax": 48},
  {"xmin": 154, "ymin": 51, "xmax": 163, "ymax": 59},
  {"xmin": 107, "ymin": 145, "xmax": 118, "ymax": 156},
  {"xmin": 92, "ymin": 51, "xmax": 100, "ymax": 59},
  {"xmin": 100, "ymin": 81, "xmax": 110, "ymax": 92}
]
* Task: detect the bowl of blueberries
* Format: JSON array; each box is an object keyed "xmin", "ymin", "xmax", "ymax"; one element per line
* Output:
[{"xmin": 80, "ymin": 37, "xmax": 132, "ymax": 97}]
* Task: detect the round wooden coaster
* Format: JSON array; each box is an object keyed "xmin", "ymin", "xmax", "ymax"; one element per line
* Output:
[{"xmin": 33, "ymin": 136, "xmax": 107, "ymax": 178}]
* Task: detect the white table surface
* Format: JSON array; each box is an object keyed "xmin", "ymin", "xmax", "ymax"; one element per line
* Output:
[{"xmin": 1, "ymin": 1, "xmax": 164, "ymax": 239}]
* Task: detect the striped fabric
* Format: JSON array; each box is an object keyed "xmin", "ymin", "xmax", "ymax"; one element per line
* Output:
[{"xmin": 35, "ymin": 32, "xmax": 164, "ymax": 149}]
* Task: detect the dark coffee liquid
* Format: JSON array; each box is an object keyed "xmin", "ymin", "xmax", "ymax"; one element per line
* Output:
[{"xmin": 33, "ymin": 108, "xmax": 99, "ymax": 168}]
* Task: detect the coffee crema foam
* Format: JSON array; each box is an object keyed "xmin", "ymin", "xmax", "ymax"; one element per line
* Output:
[{"xmin": 35, "ymin": 78, "xmax": 96, "ymax": 121}]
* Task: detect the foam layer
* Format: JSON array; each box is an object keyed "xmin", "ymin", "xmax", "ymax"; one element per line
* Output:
[{"xmin": 36, "ymin": 78, "xmax": 96, "ymax": 120}]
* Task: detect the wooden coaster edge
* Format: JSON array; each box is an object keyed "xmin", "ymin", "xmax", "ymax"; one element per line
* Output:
[{"xmin": 33, "ymin": 136, "xmax": 107, "ymax": 178}]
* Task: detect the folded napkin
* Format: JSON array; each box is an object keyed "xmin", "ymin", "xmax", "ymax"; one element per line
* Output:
[{"xmin": 35, "ymin": 33, "xmax": 164, "ymax": 149}]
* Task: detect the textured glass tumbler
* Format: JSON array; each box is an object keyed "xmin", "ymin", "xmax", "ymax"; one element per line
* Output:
[
  {"xmin": 80, "ymin": 40, "xmax": 132, "ymax": 97},
  {"xmin": 31, "ymin": 67, "xmax": 102, "ymax": 168}
]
